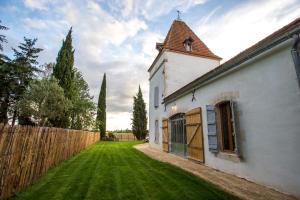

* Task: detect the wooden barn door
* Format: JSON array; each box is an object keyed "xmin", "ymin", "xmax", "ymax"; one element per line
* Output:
[
  {"xmin": 186, "ymin": 108, "xmax": 204, "ymax": 163},
  {"xmin": 162, "ymin": 118, "xmax": 169, "ymax": 152}
]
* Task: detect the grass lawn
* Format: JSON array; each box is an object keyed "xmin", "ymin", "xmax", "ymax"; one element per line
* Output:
[{"xmin": 11, "ymin": 141, "xmax": 239, "ymax": 200}]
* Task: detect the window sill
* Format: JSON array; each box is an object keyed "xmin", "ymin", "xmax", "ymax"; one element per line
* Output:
[{"xmin": 215, "ymin": 151, "xmax": 242, "ymax": 163}]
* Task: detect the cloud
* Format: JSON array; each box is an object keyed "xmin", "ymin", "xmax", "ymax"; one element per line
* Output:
[
  {"xmin": 105, "ymin": 0, "xmax": 208, "ymax": 20},
  {"xmin": 23, "ymin": 0, "xmax": 54, "ymax": 10},
  {"xmin": 24, "ymin": 18, "xmax": 47, "ymax": 29},
  {"xmin": 141, "ymin": 32, "xmax": 164, "ymax": 57},
  {"xmin": 195, "ymin": 0, "xmax": 300, "ymax": 62},
  {"xmin": 141, "ymin": 0, "xmax": 207, "ymax": 19},
  {"xmin": 107, "ymin": 112, "xmax": 132, "ymax": 130}
]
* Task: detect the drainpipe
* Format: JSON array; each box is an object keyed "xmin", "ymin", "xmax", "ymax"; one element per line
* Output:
[{"xmin": 291, "ymin": 34, "xmax": 300, "ymax": 88}]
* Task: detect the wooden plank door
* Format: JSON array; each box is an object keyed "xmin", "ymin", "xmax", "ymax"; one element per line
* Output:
[
  {"xmin": 162, "ymin": 118, "xmax": 169, "ymax": 152},
  {"xmin": 186, "ymin": 108, "xmax": 204, "ymax": 163}
]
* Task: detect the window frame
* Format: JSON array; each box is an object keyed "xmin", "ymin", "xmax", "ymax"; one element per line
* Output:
[
  {"xmin": 154, "ymin": 86, "xmax": 159, "ymax": 108},
  {"xmin": 154, "ymin": 120, "xmax": 159, "ymax": 143},
  {"xmin": 184, "ymin": 42, "xmax": 192, "ymax": 51},
  {"xmin": 215, "ymin": 101, "xmax": 236, "ymax": 153}
]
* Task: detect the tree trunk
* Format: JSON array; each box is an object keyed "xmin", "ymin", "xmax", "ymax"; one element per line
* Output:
[
  {"xmin": 11, "ymin": 109, "xmax": 17, "ymax": 126},
  {"xmin": 0, "ymin": 95, "xmax": 9, "ymax": 123}
]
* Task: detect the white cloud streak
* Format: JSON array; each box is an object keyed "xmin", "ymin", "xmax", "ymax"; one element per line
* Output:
[
  {"xmin": 195, "ymin": 0, "xmax": 300, "ymax": 62},
  {"xmin": 24, "ymin": 0, "xmax": 55, "ymax": 10}
]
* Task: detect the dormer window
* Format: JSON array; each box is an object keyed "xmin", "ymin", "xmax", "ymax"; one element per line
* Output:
[
  {"xmin": 183, "ymin": 37, "xmax": 194, "ymax": 52},
  {"xmin": 156, "ymin": 42, "xmax": 163, "ymax": 52}
]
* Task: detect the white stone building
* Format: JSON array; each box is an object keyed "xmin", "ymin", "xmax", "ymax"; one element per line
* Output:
[{"xmin": 148, "ymin": 18, "xmax": 300, "ymax": 198}]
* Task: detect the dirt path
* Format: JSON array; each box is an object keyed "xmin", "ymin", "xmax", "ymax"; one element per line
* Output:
[{"xmin": 134, "ymin": 143, "xmax": 298, "ymax": 200}]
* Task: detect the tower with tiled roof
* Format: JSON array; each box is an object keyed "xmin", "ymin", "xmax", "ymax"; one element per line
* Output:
[{"xmin": 148, "ymin": 19, "xmax": 221, "ymax": 148}]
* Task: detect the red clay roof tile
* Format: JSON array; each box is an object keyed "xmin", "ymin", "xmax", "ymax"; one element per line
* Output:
[
  {"xmin": 148, "ymin": 20, "xmax": 221, "ymax": 72},
  {"xmin": 163, "ymin": 20, "xmax": 221, "ymax": 60}
]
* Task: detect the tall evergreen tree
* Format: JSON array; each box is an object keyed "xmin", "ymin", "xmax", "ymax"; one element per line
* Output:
[
  {"xmin": 53, "ymin": 27, "xmax": 74, "ymax": 98},
  {"xmin": 0, "ymin": 20, "xmax": 9, "ymax": 123},
  {"xmin": 96, "ymin": 73, "xmax": 106, "ymax": 139},
  {"xmin": 1, "ymin": 21, "xmax": 43, "ymax": 125},
  {"xmin": 132, "ymin": 85, "xmax": 147, "ymax": 140},
  {"xmin": 0, "ymin": 20, "xmax": 8, "ymax": 52},
  {"xmin": 11, "ymin": 37, "xmax": 43, "ymax": 125},
  {"xmin": 52, "ymin": 27, "xmax": 74, "ymax": 128}
]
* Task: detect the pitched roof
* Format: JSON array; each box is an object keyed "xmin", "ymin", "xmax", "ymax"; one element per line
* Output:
[
  {"xmin": 163, "ymin": 20, "xmax": 221, "ymax": 60},
  {"xmin": 164, "ymin": 17, "xmax": 300, "ymax": 103},
  {"xmin": 148, "ymin": 20, "xmax": 221, "ymax": 72}
]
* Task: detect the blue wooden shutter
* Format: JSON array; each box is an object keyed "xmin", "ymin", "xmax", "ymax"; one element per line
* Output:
[
  {"xmin": 154, "ymin": 87, "xmax": 159, "ymax": 108},
  {"xmin": 206, "ymin": 105, "xmax": 218, "ymax": 153}
]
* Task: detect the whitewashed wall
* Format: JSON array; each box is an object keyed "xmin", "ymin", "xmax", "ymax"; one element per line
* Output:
[
  {"xmin": 164, "ymin": 51, "xmax": 220, "ymax": 96},
  {"xmin": 149, "ymin": 54, "xmax": 166, "ymax": 149},
  {"xmin": 163, "ymin": 41, "xmax": 300, "ymax": 197},
  {"xmin": 149, "ymin": 50, "xmax": 220, "ymax": 149}
]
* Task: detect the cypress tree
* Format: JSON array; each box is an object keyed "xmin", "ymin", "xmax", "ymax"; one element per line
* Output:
[
  {"xmin": 132, "ymin": 85, "xmax": 147, "ymax": 140},
  {"xmin": 52, "ymin": 27, "xmax": 74, "ymax": 128},
  {"xmin": 96, "ymin": 73, "xmax": 106, "ymax": 139},
  {"xmin": 53, "ymin": 27, "xmax": 74, "ymax": 99}
]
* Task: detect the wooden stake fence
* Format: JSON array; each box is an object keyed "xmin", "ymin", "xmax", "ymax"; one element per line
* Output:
[
  {"xmin": 0, "ymin": 124, "xmax": 100, "ymax": 199},
  {"xmin": 113, "ymin": 133, "xmax": 136, "ymax": 141}
]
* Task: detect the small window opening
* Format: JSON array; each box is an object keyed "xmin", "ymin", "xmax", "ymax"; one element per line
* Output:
[
  {"xmin": 183, "ymin": 37, "xmax": 194, "ymax": 52},
  {"xmin": 217, "ymin": 101, "xmax": 235, "ymax": 152},
  {"xmin": 154, "ymin": 86, "xmax": 159, "ymax": 108},
  {"xmin": 155, "ymin": 120, "xmax": 159, "ymax": 143}
]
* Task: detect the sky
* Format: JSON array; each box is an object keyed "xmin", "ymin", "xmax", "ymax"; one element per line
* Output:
[{"xmin": 1, "ymin": 0, "xmax": 300, "ymax": 130}]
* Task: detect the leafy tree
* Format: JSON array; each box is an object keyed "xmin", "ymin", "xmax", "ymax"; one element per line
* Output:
[
  {"xmin": 51, "ymin": 27, "xmax": 74, "ymax": 128},
  {"xmin": 11, "ymin": 37, "xmax": 43, "ymax": 125},
  {"xmin": 0, "ymin": 20, "xmax": 8, "ymax": 52},
  {"xmin": 0, "ymin": 37, "xmax": 42, "ymax": 125},
  {"xmin": 40, "ymin": 62, "xmax": 55, "ymax": 78},
  {"xmin": 18, "ymin": 77, "xmax": 69, "ymax": 127},
  {"xmin": 0, "ymin": 20, "xmax": 9, "ymax": 123},
  {"xmin": 0, "ymin": 61, "xmax": 13, "ymax": 123},
  {"xmin": 132, "ymin": 85, "xmax": 147, "ymax": 140},
  {"xmin": 96, "ymin": 73, "xmax": 106, "ymax": 139},
  {"xmin": 70, "ymin": 69, "xmax": 95, "ymax": 130}
]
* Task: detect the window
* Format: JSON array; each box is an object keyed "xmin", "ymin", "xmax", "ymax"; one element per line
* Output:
[
  {"xmin": 206, "ymin": 101, "xmax": 239, "ymax": 154},
  {"xmin": 217, "ymin": 101, "xmax": 235, "ymax": 152},
  {"xmin": 154, "ymin": 120, "xmax": 159, "ymax": 143},
  {"xmin": 183, "ymin": 37, "xmax": 194, "ymax": 52},
  {"xmin": 184, "ymin": 42, "xmax": 192, "ymax": 51},
  {"xmin": 154, "ymin": 86, "xmax": 159, "ymax": 108}
]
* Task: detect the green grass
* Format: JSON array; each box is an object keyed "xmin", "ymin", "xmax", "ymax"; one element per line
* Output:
[{"xmin": 11, "ymin": 141, "xmax": 239, "ymax": 200}]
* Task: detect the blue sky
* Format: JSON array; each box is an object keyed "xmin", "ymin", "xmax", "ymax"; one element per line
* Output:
[{"xmin": 1, "ymin": 0, "xmax": 300, "ymax": 130}]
